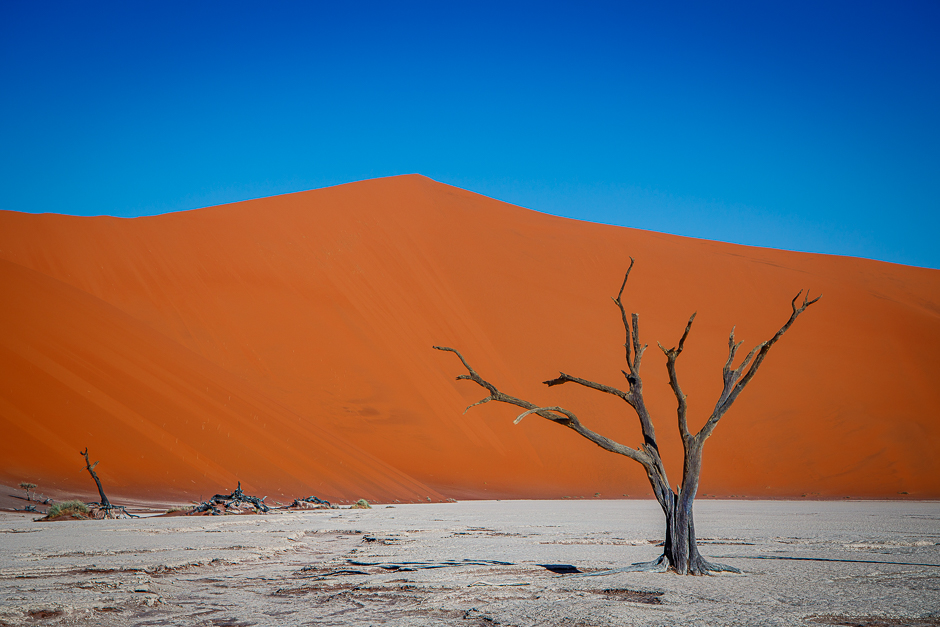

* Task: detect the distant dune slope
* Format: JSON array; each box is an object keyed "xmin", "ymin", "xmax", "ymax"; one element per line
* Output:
[
  {"xmin": 0, "ymin": 259, "xmax": 442, "ymax": 503},
  {"xmin": 1, "ymin": 175, "xmax": 938, "ymax": 501}
]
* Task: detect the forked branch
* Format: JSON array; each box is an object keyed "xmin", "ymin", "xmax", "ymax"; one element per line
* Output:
[
  {"xmin": 606, "ymin": 263, "xmax": 660, "ymax": 455},
  {"xmin": 699, "ymin": 290, "xmax": 821, "ymax": 439},
  {"xmin": 657, "ymin": 312, "xmax": 697, "ymax": 440}
]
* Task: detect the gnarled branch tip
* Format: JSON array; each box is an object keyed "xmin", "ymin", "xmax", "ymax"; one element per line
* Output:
[
  {"xmin": 615, "ymin": 257, "xmax": 636, "ymax": 301},
  {"xmin": 464, "ymin": 397, "xmax": 493, "ymax": 414}
]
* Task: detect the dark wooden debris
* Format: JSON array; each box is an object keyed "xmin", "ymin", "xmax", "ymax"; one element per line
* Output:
[
  {"xmin": 189, "ymin": 481, "xmax": 269, "ymax": 515},
  {"xmin": 289, "ymin": 495, "xmax": 335, "ymax": 510}
]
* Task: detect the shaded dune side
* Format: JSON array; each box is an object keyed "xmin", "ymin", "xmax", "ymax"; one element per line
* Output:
[
  {"xmin": 1, "ymin": 174, "xmax": 938, "ymax": 500},
  {"xmin": 0, "ymin": 259, "xmax": 442, "ymax": 503}
]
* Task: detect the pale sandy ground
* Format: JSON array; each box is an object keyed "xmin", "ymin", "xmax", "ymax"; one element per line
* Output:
[{"xmin": 0, "ymin": 500, "xmax": 937, "ymax": 626}]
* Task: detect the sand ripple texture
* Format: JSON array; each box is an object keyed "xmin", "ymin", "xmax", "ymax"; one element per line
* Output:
[{"xmin": 0, "ymin": 500, "xmax": 938, "ymax": 627}]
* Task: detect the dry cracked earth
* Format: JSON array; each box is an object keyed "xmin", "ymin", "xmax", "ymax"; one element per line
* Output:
[{"xmin": 0, "ymin": 500, "xmax": 938, "ymax": 626}]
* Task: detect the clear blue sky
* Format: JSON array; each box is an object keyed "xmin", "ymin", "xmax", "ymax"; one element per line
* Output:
[{"xmin": 2, "ymin": 2, "xmax": 938, "ymax": 268}]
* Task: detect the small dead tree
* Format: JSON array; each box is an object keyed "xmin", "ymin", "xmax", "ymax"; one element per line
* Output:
[
  {"xmin": 18, "ymin": 482, "xmax": 37, "ymax": 501},
  {"xmin": 435, "ymin": 259, "xmax": 820, "ymax": 575},
  {"xmin": 79, "ymin": 447, "xmax": 136, "ymax": 518},
  {"xmin": 80, "ymin": 447, "xmax": 113, "ymax": 509}
]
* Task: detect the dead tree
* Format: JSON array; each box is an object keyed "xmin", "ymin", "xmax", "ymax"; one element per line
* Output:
[
  {"xmin": 18, "ymin": 482, "xmax": 37, "ymax": 501},
  {"xmin": 435, "ymin": 259, "xmax": 820, "ymax": 575},
  {"xmin": 80, "ymin": 447, "xmax": 112, "ymax": 509},
  {"xmin": 79, "ymin": 447, "xmax": 136, "ymax": 518}
]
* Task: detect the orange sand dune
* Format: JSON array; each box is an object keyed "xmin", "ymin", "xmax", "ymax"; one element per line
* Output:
[
  {"xmin": 1, "ymin": 175, "xmax": 938, "ymax": 502},
  {"xmin": 0, "ymin": 259, "xmax": 442, "ymax": 504}
]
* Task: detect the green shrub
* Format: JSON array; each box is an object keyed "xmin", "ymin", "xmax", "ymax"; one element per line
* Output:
[
  {"xmin": 47, "ymin": 500, "xmax": 90, "ymax": 518},
  {"xmin": 350, "ymin": 499, "xmax": 372, "ymax": 509}
]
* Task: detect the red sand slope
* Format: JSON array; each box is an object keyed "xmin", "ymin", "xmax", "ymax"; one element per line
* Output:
[{"xmin": 1, "ymin": 175, "xmax": 938, "ymax": 502}]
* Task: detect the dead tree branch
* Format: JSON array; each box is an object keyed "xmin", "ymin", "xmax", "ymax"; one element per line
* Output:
[
  {"xmin": 542, "ymin": 373, "xmax": 632, "ymax": 406},
  {"xmin": 433, "ymin": 346, "xmax": 652, "ymax": 468},
  {"xmin": 697, "ymin": 290, "xmax": 821, "ymax": 441},
  {"xmin": 658, "ymin": 312, "xmax": 697, "ymax": 441}
]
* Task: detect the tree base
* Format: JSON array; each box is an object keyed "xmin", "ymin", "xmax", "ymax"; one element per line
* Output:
[
  {"xmin": 570, "ymin": 554, "xmax": 741, "ymax": 577},
  {"xmin": 91, "ymin": 503, "xmax": 138, "ymax": 519},
  {"xmin": 693, "ymin": 558, "xmax": 741, "ymax": 574}
]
